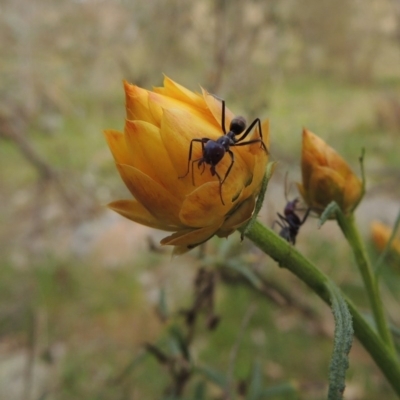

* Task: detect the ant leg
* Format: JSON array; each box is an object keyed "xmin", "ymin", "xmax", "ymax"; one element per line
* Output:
[
  {"xmin": 272, "ymin": 219, "xmax": 294, "ymax": 243},
  {"xmin": 284, "ymin": 172, "xmax": 290, "ymax": 202},
  {"xmin": 198, "ymin": 161, "xmax": 206, "ymax": 175},
  {"xmin": 179, "ymin": 138, "xmax": 201, "ymax": 178},
  {"xmin": 233, "ymin": 138, "xmax": 265, "ymax": 147},
  {"xmin": 210, "ymin": 92, "xmax": 228, "ymax": 134},
  {"xmin": 277, "ymin": 214, "xmax": 285, "ymax": 225},
  {"xmin": 215, "ymin": 170, "xmax": 225, "ymax": 205},
  {"xmin": 210, "ymin": 165, "xmax": 225, "ymax": 205},
  {"xmin": 221, "ymin": 149, "xmax": 235, "ymax": 184},
  {"xmin": 235, "ymin": 118, "xmax": 268, "ymax": 153},
  {"xmin": 283, "ymin": 173, "xmax": 299, "ymax": 204},
  {"xmin": 272, "ymin": 219, "xmax": 285, "ymax": 230},
  {"xmin": 209, "ymin": 149, "xmax": 235, "ymax": 205},
  {"xmin": 235, "ymin": 118, "xmax": 260, "ymax": 142},
  {"xmin": 221, "ymin": 100, "xmax": 227, "ymax": 135},
  {"xmin": 191, "ymin": 158, "xmax": 202, "ymax": 186},
  {"xmin": 300, "ymin": 207, "xmax": 311, "ymax": 225},
  {"xmin": 179, "ymin": 138, "xmax": 209, "ymax": 179},
  {"xmin": 277, "ymin": 213, "xmax": 289, "ymax": 225},
  {"xmin": 192, "ymin": 139, "xmax": 212, "ymax": 186}
]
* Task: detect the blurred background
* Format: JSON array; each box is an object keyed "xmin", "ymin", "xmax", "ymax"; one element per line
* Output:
[{"xmin": 1, "ymin": 0, "xmax": 400, "ymax": 399}]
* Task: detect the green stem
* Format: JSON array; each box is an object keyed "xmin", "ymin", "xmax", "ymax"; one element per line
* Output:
[
  {"xmin": 240, "ymin": 221, "xmax": 400, "ymax": 397},
  {"xmin": 336, "ymin": 212, "xmax": 396, "ymax": 354}
]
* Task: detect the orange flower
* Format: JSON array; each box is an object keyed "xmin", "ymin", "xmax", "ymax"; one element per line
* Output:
[
  {"xmin": 297, "ymin": 129, "xmax": 363, "ymax": 214},
  {"xmin": 104, "ymin": 76, "xmax": 269, "ymax": 254},
  {"xmin": 370, "ymin": 221, "xmax": 400, "ymax": 256}
]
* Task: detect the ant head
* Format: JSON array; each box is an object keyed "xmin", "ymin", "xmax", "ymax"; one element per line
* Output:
[
  {"xmin": 284, "ymin": 197, "xmax": 299, "ymax": 216},
  {"xmin": 229, "ymin": 116, "xmax": 246, "ymax": 135}
]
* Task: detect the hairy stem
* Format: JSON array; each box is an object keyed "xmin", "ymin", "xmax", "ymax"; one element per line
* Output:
[{"xmin": 336, "ymin": 212, "xmax": 396, "ymax": 354}]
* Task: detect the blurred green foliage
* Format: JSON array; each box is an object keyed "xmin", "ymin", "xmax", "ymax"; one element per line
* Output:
[{"xmin": 1, "ymin": 0, "xmax": 400, "ymax": 398}]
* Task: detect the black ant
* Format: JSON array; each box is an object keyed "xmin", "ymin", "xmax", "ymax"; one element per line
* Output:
[
  {"xmin": 274, "ymin": 198, "xmax": 310, "ymax": 245},
  {"xmin": 274, "ymin": 174, "xmax": 310, "ymax": 245},
  {"xmin": 179, "ymin": 99, "xmax": 268, "ymax": 205}
]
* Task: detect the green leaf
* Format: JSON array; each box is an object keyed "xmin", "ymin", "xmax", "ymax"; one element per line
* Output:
[
  {"xmin": 192, "ymin": 380, "xmax": 207, "ymax": 400},
  {"xmin": 194, "ymin": 364, "xmax": 227, "ymax": 388},
  {"xmin": 327, "ymin": 283, "xmax": 354, "ymax": 400},
  {"xmin": 108, "ymin": 349, "xmax": 148, "ymax": 385},
  {"xmin": 168, "ymin": 324, "xmax": 190, "ymax": 361},
  {"xmin": 225, "ymin": 260, "xmax": 263, "ymax": 290},
  {"xmin": 160, "ymin": 396, "xmax": 181, "ymax": 400},
  {"xmin": 319, "ymin": 201, "xmax": 340, "ymax": 228},
  {"xmin": 157, "ymin": 286, "xmax": 169, "ymax": 321},
  {"xmin": 247, "ymin": 360, "xmax": 263, "ymax": 400},
  {"xmin": 261, "ymin": 382, "xmax": 297, "ymax": 398}
]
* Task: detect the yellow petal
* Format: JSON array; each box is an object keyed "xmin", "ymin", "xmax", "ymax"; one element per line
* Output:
[
  {"xmin": 107, "ymin": 199, "xmax": 177, "ymax": 231},
  {"xmin": 160, "ymin": 220, "xmax": 223, "ymax": 246},
  {"xmin": 325, "ymin": 146, "xmax": 356, "ymax": 180},
  {"xmin": 371, "ymin": 221, "xmax": 391, "ymax": 252},
  {"xmin": 371, "ymin": 221, "xmax": 400, "ymax": 255},
  {"xmin": 148, "ymin": 91, "xmax": 217, "ymax": 128},
  {"xmin": 104, "ymin": 130, "xmax": 132, "ymax": 166},
  {"xmin": 159, "ymin": 108, "xmax": 206, "ymax": 181},
  {"xmin": 241, "ymin": 133, "xmax": 270, "ymax": 200},
  {"xmin": 179, "ymin": 181, "xmax": 242, "ymax": 227},
  {"xmin": 202, "ymin": 88, "xmax": 234, "ymax": 133},
  {"xmin": 234, "ymin": 118, "xmax": 269, "ymax": 177},
  {"xmin": 123, "ymin": 81, "xmax": 157, "ymax": 124},
  {"xmin": 160, "ymin": 108, "xmax": 222, "ymax": 185},
  {"xmin": 154, "ymin": 76, "xmax": 207, "ymax": 110},
  {"xmin": 308, "ymin": 166, "xmax": 345, "ymax": 210},
  {"xmin": 179, "ymin": 182, "xmax": 227, "ymax": 227},
  {"xmin": 116, "ymin": 164, "xmax": 183, "ymax": 227},
  {"xmin": 302, "ymin": 129, "xmax": 329, "ymax": 166},
  {"xmin": 217, "ymin": 196, "xmax": 256, "ymax": 236},
  {"xmin": 241, "ymin": 156, "xmax": 267, "ymax": 201},
  {"xmin": 296, "ymin": 183, "xmax": 310, "ymax": 206},
  {"xmin": 124, "ymin": 119, "xmax": 188, "ymax": 199},
  {"xmin": 301, "ymin": 129, "xmax": 329, "ymax": 189},
  {"xmin": 261, "ymin": 118, "xmax": 271, "ymax": 149},
  {"xmin": 343, "ymin": 174, "xmax": 363, "ymax": 212}
]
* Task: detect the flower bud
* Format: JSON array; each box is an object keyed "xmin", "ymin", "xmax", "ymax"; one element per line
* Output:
[
  {"xmin": 297, "ymin": 129, "xmax": 363, "ymax": 214},
  {"xmin": 370, "ymin": 221, "xmax": 400, "ymax": 256}
]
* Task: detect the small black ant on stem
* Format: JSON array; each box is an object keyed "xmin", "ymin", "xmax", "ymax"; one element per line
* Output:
[
  {"xmin": 275, "ymin": 198, "xmax": 310, "ymax": 245},
  {"xmin": 179, "ymin": 99, "xmax": 268, "ymax": 205},
  {"xmin": 274, "ymin": 175, "xmax": 310, "ymax": 245}
]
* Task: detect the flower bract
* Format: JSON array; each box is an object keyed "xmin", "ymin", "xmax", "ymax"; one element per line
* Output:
[{"xmin": 297, "ymin": 129, "xmax": 363, "ymax": 215}]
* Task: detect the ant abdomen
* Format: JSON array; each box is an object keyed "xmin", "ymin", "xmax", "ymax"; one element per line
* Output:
[{"xmin": 230, "ymin": 117, "xmax": 246, "ymax": 135}]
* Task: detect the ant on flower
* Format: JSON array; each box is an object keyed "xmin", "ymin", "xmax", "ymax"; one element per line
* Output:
[
  {"xmin": 179, "ymin": 99, "xmax": 268, "ymax": 205},
  {"xmin": 274, "ymin": 175, "xmax": 310, "ymax": 245}
]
